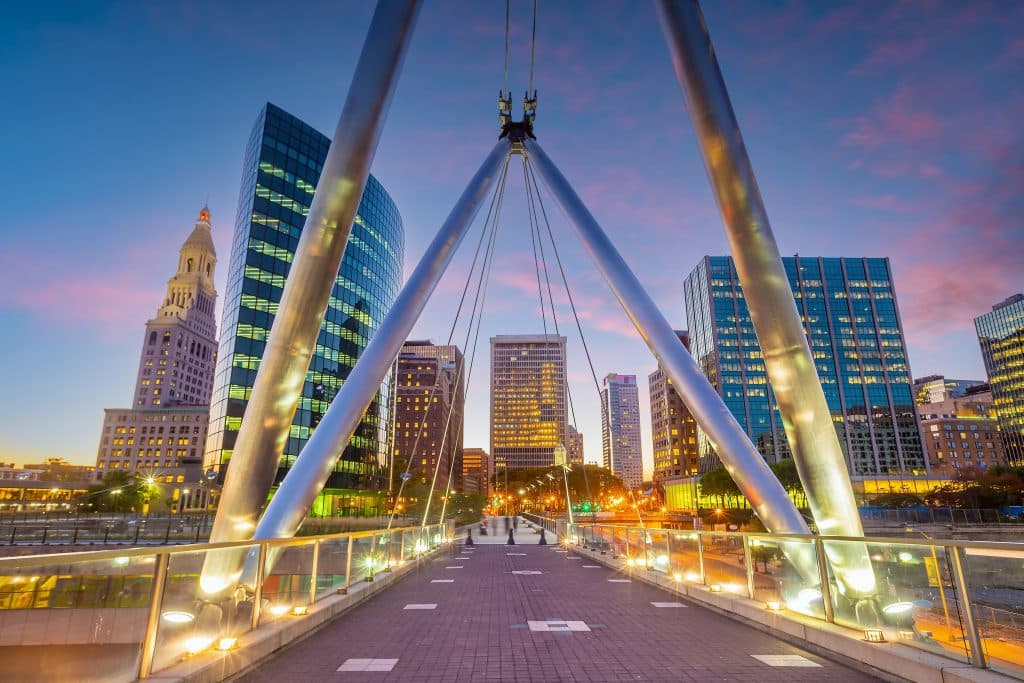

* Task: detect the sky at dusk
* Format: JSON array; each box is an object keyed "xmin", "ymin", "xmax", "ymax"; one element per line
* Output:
[{"xmin": 1, "ymin": 1, "xmax": 1021, "ymax": 476}]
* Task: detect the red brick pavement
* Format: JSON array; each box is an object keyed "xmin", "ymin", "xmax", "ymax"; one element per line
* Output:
[{"xmin": 237, "ymin": 543, "xmax": 882, "ymax": 682}]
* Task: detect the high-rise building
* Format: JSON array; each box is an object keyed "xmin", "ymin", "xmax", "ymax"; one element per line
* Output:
[
  {"xmin": 566, "ymin": 425, "xmax": 585, "ymax": 466},
  {"xmin": 975, "ymin": 293, "xmax": 1024, "ymax": 465},
  {"xmin": 461, "ymin": 447, "xmax": 490, "ymax": 496},
  {"xmin": 490, "ymin": 335, "xmax": 568, "ymax": 471},
  {"xmin": 913, "ymin": 375, "xmax": 985, "ymax": 405},
  {"xmin": 601, "ymin": 374, "xmax": 643, "ymax": 489},
  {"xmin": 649, "ymin": 331, "xmax": 698, "ymax": 482},
  {"xmin": 95, "ymin": 207, "xmax": 219, "ymax": 505},
  {"xmin": 917, "ymin": 387, "xmax": 1006, "ymax": 476},
  {"xmin": 204, "ymin": 103, "xmax": 404, "ymax": 517},
  {"xmin": 684, "ymin": 255, "xmax": 925, "ymax": 476},
  {"xmin": 392, "ymin": 341, "xmax": 463, "ymax": 491}
]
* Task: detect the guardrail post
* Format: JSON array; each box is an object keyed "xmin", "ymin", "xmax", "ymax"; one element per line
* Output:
[
  {"xmin": 696, "ymin": 532, "xmax": 706, "ymax": 584},
  {"xmin": 949, "ymin": 545, "xmax": 986, "ymax": 668},
  {"xmin": 251, "ymin": 543, "xmax": 268, "ymax": 630},
  {"xmin": 308, "ymin": 539, "xmax": 320, "ymax": 605},
  {"xmin": 399, "ymin": 530, "xmax": 406, "ymax": 563},
  {"xmin": 342, "ymin": 535, "xmax": 354, "ymax": 594},
  {"xmin": 813, "ymin": 538, "xmax": 835, "ymax": 623},
  {"xmin": 624, "ymin": 528, "xmax": 632, "ymax": 561},
  {"xmin": 133, "ymin": 523, "xmax": 141, "ymax": 545},
  {"xmin": 665, "ymin": 532, "xmax": 673, "ymax": 576},
  {"xmin": 742, "ymin": 536, "xmax": 755, "ymax": 598},
  {"xmin": 41, "ymin": 525, "xmax": 49, "ymax": 545},
  {"xmin": 138, "ymin": 551, "xmax": 169, "ymax": 679},
  {"xmin": 71, "ymin": 526, "xmax": 79, "ymax": 545}
]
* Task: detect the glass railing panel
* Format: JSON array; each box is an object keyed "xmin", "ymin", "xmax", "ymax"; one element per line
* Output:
[
  {"xmin": 700, "ymin": 532, "xmax": 748, "ymax": 595},
  {"xmin": 823, "ymin": 539, "xmax": 970, "ymax": 664},
  {"xmin": 962, "ymin": 545, "xmax": 1024, "ymax": 678},
  {"xmin": 151, "ymin": 544, "xmax": 258, "ymax": 673},
  {"xmin": 644, "ymin": 530, "xmax": 671, "ymax": 574},
  {"xmin": 260, "ymin": 541, "xmax": 315, "ymax": 622},
  {"xmin": 667, "ymin": 531, "xmax": 703, "ymax": 583},
  {"xmin": 315, "ymin": 536, "xmax": 351, "ymax": 599},
  {"xmin": 610, "ymin": 526, "xmax": 628, "ymax": 558},
  {"xmin": 747, "ymin": 537, "xmax": 817, "ymax": 611},
  {"xmin": 0, "ymin": 551, "xmax": 157, "ymax": 682},
  {"xmin": 349, "ymin": 535, "xmax": 376, "ymax": 584}
]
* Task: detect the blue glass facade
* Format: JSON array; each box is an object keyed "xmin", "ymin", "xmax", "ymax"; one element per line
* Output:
[
  {"xmin": 205, "ymin": 103, "xmax": 404, "ymax": 511},
  {"xmin": 975, "ymin": 294, "xmax": 1024, "ymax": 465},
  {"xmin": 684, "ymin": 256, "xmax": 924, "ymax": 476}
]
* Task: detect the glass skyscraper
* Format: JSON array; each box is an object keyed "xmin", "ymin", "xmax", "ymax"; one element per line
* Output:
[
  {"xmin": 684, "ymin": 255, "xmax": 924, "ymax": 476},
  {"xmin": 205, "ymin": 103, "xmax": 404, "ymax": 515},
  {"xmin": 975, "ymin": 294, "xmax": 1024, "ymax": 465}
]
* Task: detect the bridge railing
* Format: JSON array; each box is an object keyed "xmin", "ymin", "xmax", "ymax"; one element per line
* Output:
[
  {"xmin": 566, "ymin": 522, "xmax": 1024, "ymax": 679},
  {"xmin": 0, "ymin": 521, "xmax": 452, "ymax": 682}
]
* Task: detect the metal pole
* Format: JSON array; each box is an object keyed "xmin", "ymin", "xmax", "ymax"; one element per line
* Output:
[
  {"xmin": 696, "ymin": 532, "xmax": 706, "ymax": 583},
  {"xmin": 209, "ymin": 0, "xmax": 422, "ymax": 550},
  {"xmin": 813, "ymin": 538, "xmax": 835, "ymax": 623},
  {"xmin": 343, "ymin": 535, "xmax": 354, "ymax": 594},
  {"xmin": 743, "ymin": 536, "xmax": 756, "ymax": 599},
  {"xmin": 654, "ymin": 0, "xmax": 872, "ymax": 597},
  {"xmin": 251, "ymin": 543, "xmax": 267, "ymax": 630},
  {"xmin": 309, "ymin": 540, "xmax": 320, "ymax": 606},
  {"xmin": 524, "ymin": 139, "xmax": 808, "ymax": 539},
  {"xmin": 949, "ymin": 546, "xmax": 986, "ymax": 668},
  {"xmin": 254, "ymin": 141, "xmax": 510, "ymax": 542},
  {"xmin": 138, "ymin": 552, "xmax": 169, "ymax": 679}
]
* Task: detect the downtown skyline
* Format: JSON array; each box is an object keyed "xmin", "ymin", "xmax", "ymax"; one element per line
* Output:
[{"xmin": 2, "ymin": 1, "xmax": 1022, "ymax": 476}]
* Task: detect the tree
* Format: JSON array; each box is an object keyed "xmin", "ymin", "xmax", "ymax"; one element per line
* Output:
[
  {"xmin": 78, "ymin": 471, "xmax": 155, "ymax": 513},
  {"xmin": 698, "ymin": 467, "xmax": 740, "ymax": 508},
  {"xmin": 924, "ymin": 466, "xmax": 1024, "ymax": 509},
  {"xmin": 869, "ymin": 492, "xmax": 925, "ymax": 508}
]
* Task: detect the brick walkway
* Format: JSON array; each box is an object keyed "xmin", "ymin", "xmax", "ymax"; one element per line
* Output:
[{"xmin": 240, "ymin": 529, "xmax": 881, "ymax": 682}]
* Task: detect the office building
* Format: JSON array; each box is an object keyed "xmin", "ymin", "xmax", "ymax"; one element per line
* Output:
[
  {"xmin": 975, "ymin": 294, "xmax": 1024, "ymax": 465},
  {"xmin": 461, "ymin": 447, "xmax": 490, "ymax": 496},
  {"xmin": 204, "ymin": 103, "xmax": 404, "ymax": 516},
  {"xmin": 392, "ymin": 341, "xmax": 463, "ymax": 491},
  {"xmin": 490, "ymin": 335, "xmax": 568, "ymax": 471},
  {"xmin": 649, "ymin": 331, "xmax": 698, "ymax": 481},
  {"xmin": 567, "ymin": 425, "xmax": 585, "ymax": 466},
  {"xmin": 917, "ymin": 387, "xmax": 1005, "ymax": 476},
  {"xmin": 601, "ymin": 374, "xmax": 643, "ymax": 489},
  {"xmin": 684, "ymin": 255, "xmax": 925, "ymax": 476},
  {"xmin": 95, "ymin": 207, "xmax": 219, "ymax": 506},
  {"xmin": 913, "ymin": 375, "xmax": 985, "ymax": 405},
  {"xmin": 400, "ymin": 340, "xmax": 465, "ymax": 490}
]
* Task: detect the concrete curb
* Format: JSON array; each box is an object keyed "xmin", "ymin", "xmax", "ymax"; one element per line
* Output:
[{"xmin": 570, "ymin": 544, "xmax": 1014, "ymax": 683}]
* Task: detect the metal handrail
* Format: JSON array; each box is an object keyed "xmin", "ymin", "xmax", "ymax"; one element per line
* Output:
[
  {"xmin": 568, "ymin": 522, "xmax": 1023, "ymax": 673},
  {"xmin": 0, "ymin": 523, "xmax": 430, "ymax": 570},
  {"xmin": 567, "ymin": 522, "xmax": 1024, "ymax": 553}
]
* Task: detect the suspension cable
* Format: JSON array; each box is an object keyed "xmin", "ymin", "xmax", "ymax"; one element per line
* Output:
[
  {"xmin": 423, "ymin": 156, "xmax": 510, "ymax": 526},
  {"xmin": 527, "ymin": 157, "xmax": 646, "ymax": 527},
  {"xmin": 503, "ymin": 0, "xmax": 511, "ymax": 97},
  {"xmin": 524, "ymin": 156, "xmax": 609, "ymax": 505},
  {"xmin": 387, "ymin": 156, "xmax": 511, "ymax": 529},
  {"xmin": 437, "ymin": 183, "xmax": 506, "ymax": 524},
  {"xmin": 521, "ymin": 157, "xmax": 594, "ymax": 509},
  {"xmin": 528, "ymin": 0, "xmax": 538, "ymax": 95},
  {"xmin": 526, "ymin": 168, "xmax": 550, "ymax": 339}
]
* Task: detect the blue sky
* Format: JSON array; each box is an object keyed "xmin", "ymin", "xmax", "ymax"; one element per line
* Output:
[{"xmin": 1, "ymin": 1, "xmax": 1021, "ymax": 474}]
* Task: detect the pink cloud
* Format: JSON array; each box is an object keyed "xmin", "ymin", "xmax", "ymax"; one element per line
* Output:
[
  {"xmin": 852, "ymin": 36, "xmax": 928, "ymax": 73},
  {"xmin": 0, "ymin": 245, "xmax": 163, "ymax": 339},
  {"xmin": 842, "ymin": 84, "xmax": 945, "ymax": 149}
]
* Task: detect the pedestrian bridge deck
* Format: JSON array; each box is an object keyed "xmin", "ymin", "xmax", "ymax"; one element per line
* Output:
[{"xmin": 242, "ymin": 520, "xmax": 878, "ymax": 682}]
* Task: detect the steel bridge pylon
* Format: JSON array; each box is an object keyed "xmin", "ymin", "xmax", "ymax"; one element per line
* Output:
[{"xmin": 205, "ymin": 0, "xmax": 875, "ymax": 601}]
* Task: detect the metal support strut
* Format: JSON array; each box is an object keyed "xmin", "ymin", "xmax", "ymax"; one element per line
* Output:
[
  {"xmin": 654, "ymin": 0, "xmax": 874, "ymax": 598},
  {"xmin": 522, "ymin": 139, "xmax": 809, "ymax": 540},
  {"xmin": 254, "ymin": 140, "xmax": 511, "ymax": 542},
  {"xmin": 202, "ymin": 0, "xmax": 421, "ymax": 593}
]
